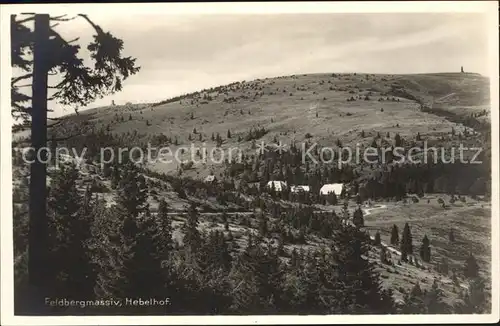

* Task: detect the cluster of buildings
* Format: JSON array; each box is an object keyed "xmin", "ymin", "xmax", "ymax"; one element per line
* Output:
[
  {"xmin": 266, "ymin": 180, "xmax": 345, "ymax": 196},
  {"xmin": 204, "ymin": 174, "xmax": 345, "ymax": 196}
]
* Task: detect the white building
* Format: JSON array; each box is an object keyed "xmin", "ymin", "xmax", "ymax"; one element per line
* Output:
[
  {"xmin": 320, "ymin": 183, "xmax": 344, "ymax": 196},
  {"xmin": 291, "ymin": 185, "xmax": 310, "ymax": 193},
  {"xmin": 266, "ymin": 181, "xmax": 287, "ymax": 192},
  {"xmin": 204, "ymin": 175, "xmax": 217, "ymax": 183}
]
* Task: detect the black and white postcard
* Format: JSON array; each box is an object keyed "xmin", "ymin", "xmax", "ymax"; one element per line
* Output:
[{"xmin": 1, "ymin": 1, "xmax": 498, "ymax": 325}]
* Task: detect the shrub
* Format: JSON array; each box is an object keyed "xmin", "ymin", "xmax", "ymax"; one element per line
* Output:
[{"xmin": 90, "ymin": 180, "xmax": 110, "ymax": 193}]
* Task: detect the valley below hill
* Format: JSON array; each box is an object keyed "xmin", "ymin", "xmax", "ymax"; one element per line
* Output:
[{"xmin": 12, "ymin": 71, "xmax": 493, "ymax": 314}]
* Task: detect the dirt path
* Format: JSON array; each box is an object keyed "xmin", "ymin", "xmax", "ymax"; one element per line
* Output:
[
  {"xmin": 435, "ymin": 92, "xmax": 456, "ymax": 102},
  {"xmin": 362, "ymin": 204, "xmax": 388, "ymax": 216}
]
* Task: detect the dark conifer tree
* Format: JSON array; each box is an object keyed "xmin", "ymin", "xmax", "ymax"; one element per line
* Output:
[
  {"xmin": 437, "ymin": 257, "xmax": 449, "ymax": 275},
  {"xmin": 156, "ymin": 199, "xmax": 173, "ymax": 260},
  {"xmin": 419, "ymin": 234, "xmax": 431, "ymax": 263},
  {"xmin": 231, "ymin": 244, "xmax": 285, "ymax": 314},
  {"xmin": 454, "ymin": 276, "xmax": 488, "ymax": 314},
  {"xmin": 400, "ymin": 222, "xmax": 413, "ymax": 262},
  {"xmin": 395, "ymin": 133, "xmax": 402, "ymax": 147},
  {"xmin": 110, "ymin": 163, "xmax": 121, "ymax": 189},
  {"xmin": 379, "ymin": 247, "xmax": 388, "ymax": 264},
  {"xmin": 374, "ymin": 231, "xmax": 381, "ymax": 246},
  {"xmin": 329, "ymin": 191, "xmax": 338, "ymax": 205},
  {"xmin": 449, "ymin": 228, "xmax": 455, "ymax": 243},
  {"xmin": 222, "ymin": 210, "xmax": 229, "ymax": 231},
  {"xmin": 402, "ymin": 283, "xmax": 426, "ymax": 313},
  {"xmin": 300, "ymin": 252, "xmax": 326, "ymax": 314},
  {"xmin": 92, "ymin": 160, "xmax": 168, "ymax": 312},
  {"xmin": 47, "ymin": 163, "xmax": 94, "ymax": 299},
  {"xmin": 124, "ymin": 210, "xmax": 169, "ymax": 313},
  {"xmin": 183, "ymin": 203, "xmax": 202, "ymax": 255},
  {"xmin": 352, "ymin": 207, "xmax": 364, "ymax": 228},
  {"xmin": 425, "ymin": 279, "xmax": 449, "ymax": 314},
  {"xmin": 330, "ymin": 225, "xmax": 394, "ymax": 314},
  {"xmin": 463, "ymin": 253, "xmax": 479, "ymax": 279},
  {"xmin": 116, "ymin": 161, "xmax": 148, "ymax": 218},
  {"xmin": 258, "ymin": 213, "xmax": 268, "ymax": 238},
  {"xmin": 390, "ymin": 224, "xmax": 399, "ymax": 246},
  {"xmin": 199, "ymin": 230, "xmax": 232, "ymax": 273}
]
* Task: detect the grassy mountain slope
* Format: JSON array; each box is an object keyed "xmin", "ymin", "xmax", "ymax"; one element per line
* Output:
[{"xmin": 53, "ymin": 72, "xmax": 490, "ymax": 179}]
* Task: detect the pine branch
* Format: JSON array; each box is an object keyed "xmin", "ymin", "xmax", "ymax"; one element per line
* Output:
[
  {"xmin": 78, "ymin": 14, "xmax": 104, "ymax": 34},
  {"xmin": 11, "ymin": 73, "xmax": 33, "ymax": 85},
  {"xmin": 14, "ymin": 83, "xmax": 32, "ymax": 88},
  {"xmin": 16, "ymin": 14, "xmax": 36, "ymax": 25},
  {"xmin": 50, "ymin": 15, "xmax": 78, "ymax": 22},
  {"xmin": 49, "ymin": 28, "xmax": 80, "ymax": 46}
]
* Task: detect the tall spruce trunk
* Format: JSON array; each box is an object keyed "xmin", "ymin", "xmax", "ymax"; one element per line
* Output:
[{"xmin": 28, "ymin": 14, "xmax": 49, "ymax": 289}]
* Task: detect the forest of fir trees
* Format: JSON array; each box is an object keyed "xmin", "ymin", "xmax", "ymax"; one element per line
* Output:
[{"xmin": 12, "ymin": 157, "xmax": 489, "ymax": 315}]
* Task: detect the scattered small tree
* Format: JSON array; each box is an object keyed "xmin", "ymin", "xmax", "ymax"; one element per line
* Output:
[
  {"xmin": 374, "ymin": 232, "xmax": 381, "ymax": 246},
  {"xmin": 352, "ymin": 207, "xmax": 364, "ymax": 228},
  {"xmin": 400, "ymin": 222, "xmax": 413, "ymax": 262},
  {"xmin": 390, "ymin": 224, "xmax": 399, "ymax": 246},
  {"xmin": 419, "ymin": 234, "xmax": 431, "ymax": 263},
  {"xmin": 449, "ymin": 228, "xmax": 455, "ymax": 243},
  {"xmin": 463, "ymin": 253, "xmax": 479, "ymax": 279},
  {"xmin": 437, "ymin": 257, "xmax": 449, "ymax": 275},
  {"xmin": 379, "ymin": 247, "xmax": 388, "ymax": 264}
]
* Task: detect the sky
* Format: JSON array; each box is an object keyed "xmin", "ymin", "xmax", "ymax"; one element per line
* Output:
[{"xmin": 38, "ymin": 12, "xmax": 493, "ymax": 116}]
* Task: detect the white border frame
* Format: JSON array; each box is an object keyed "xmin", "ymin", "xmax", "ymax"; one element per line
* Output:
[{"xmin": 1, "ymin": 1, "xmax": 498, "ymax": 325}]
